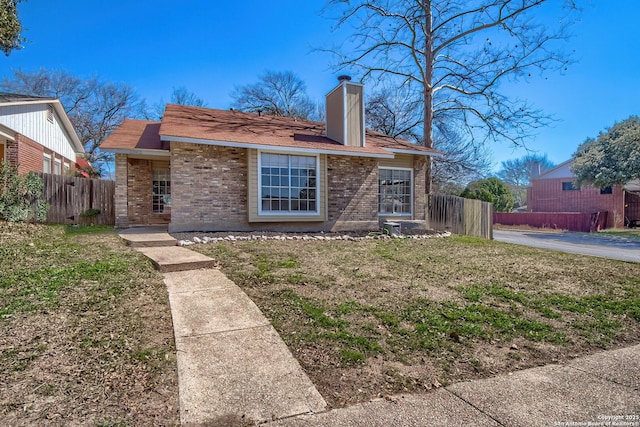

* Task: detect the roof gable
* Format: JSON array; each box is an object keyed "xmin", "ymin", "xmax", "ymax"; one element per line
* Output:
[
  {"xmin": 101, "ymin": 120, "xmax": 164, "ymax": 153},
  {"xmin": 0, "ymin": 93, "xmax": 84, "ymax": 154},
  {"xmin": 533, "ymin": 159, "xmax": 574, "ymax": 180}
]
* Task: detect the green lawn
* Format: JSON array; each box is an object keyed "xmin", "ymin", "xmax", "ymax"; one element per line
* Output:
[
  {"xmin": 597, "ymin": 228, "xmax": 640, "ymax": 239},
  {"xmin": 0, "ymin": 222, "xmax": 179, "ymax": 426},
  {"xmin": 193, "ymin": 234, "xmax": 640, "ymax": 407}
]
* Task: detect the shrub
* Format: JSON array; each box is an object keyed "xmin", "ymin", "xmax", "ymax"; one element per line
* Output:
[
  {"xmin": 0, "ymin": 162, "xmax": 49, "ymax": 222},
  {"xmin": 461, "ymin": 177, "xmax": 515, "ymax": 212}
]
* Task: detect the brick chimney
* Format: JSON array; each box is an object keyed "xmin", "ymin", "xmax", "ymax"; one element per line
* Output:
[{"xmin": 325, "ymin": 76, "xmax": 365, "ymax": 147}]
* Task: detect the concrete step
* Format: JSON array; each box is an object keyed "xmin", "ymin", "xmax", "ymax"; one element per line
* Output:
[
  {"xmin": 135, "ymin": 246, "xmax": 217, "ymax": 272},
  {"xmin": 126, "ymin": 238, "xmax": 177, "ymax": 248},
  {"xmin": 119, "ymin": 230, "xmax": 177, "ymax": 248}
]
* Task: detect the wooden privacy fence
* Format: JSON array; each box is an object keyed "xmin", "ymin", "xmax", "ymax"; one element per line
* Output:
[
  {"xmin": 428, "ymin": 194, "xmax": 493, "ymax": 239},
  {"xmin": 40, "ymin": 173, "xmax": 115, "ymax": 225},
  {"xmin": 493, "ymin": 212, "xmax": 608, "ymax": 232}
]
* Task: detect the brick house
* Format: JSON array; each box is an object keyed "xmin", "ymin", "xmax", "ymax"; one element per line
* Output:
[
  {"xmin": 0, "ymin": 93, "xmax": 85, "ymax": 175},
  {"xmin": 527, "ymin": 159, "xmax": 640, "ymax": 228},
  {"xmin": 101, "ymin": 79, "xmax": 441, "ymax": 232}
]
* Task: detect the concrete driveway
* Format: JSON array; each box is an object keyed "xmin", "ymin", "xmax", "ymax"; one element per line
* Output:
[{"xmin": 493, "ymin": 230, "xmax": 640, "ymax": 263}]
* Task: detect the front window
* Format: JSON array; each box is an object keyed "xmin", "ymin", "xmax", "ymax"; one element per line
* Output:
[
  {"xmin": 54, "ymin": 159, "xmax": 62, "ymax": 175},
  {"xmin": 43, "ymin": 155, "xmax": 51, "ymax": 174},
  {"xmin": 260, "ymin": 153, "xmax": 318, "ymax": 214},
  {"xmin": 379, "ymin": 168, "xmax": 412, "ymax": 215},
  {"xmin": 152, "ymin": 169, "xmax": 171, "ymax": 213}
]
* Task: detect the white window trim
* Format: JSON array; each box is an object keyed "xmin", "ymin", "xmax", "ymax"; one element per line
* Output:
[
  {"xmin": 43, "ymin": 154, "xmax": 52, "ymax": 174},
  {"xmin": 152, "ymin": 168, "xmax": 171, "ymax": 214},
  {"xmin": 54, "ymin": 158, "xmax": 62, "ymax": 175},
  {"xmin": 378, "ymin": 166, "xmax": 413, "ymax": 217},
  {"xmin": 257, "ymin": 150, "xmax": 321, "ymax": 216}
]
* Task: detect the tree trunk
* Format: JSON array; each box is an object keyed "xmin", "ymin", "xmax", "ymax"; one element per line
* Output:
[{"xmin": 423, "ymin": 0, "xmax": 434, "ymax": 195}]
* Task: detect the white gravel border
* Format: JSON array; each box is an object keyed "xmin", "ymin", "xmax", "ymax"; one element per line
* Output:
[{"xmin": 177, "ymin": 231, "xmax": 451, "ymax": 246}]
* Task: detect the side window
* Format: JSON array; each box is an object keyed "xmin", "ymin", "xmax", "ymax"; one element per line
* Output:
[
  {"xmin": 600, "ymin": 186, "xmax": 612, "ymax": 195},
  {"xmin": 43, "ymin": 154, "xmax": 52, "ymax": 173},
  {"xmin": 379, "ymin": 168, "xmax": 412, "ymax": 215}
]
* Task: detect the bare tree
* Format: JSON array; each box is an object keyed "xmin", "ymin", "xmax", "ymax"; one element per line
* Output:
[
  {"xmin": 0, "ymin": 0, "xmax": 24, "ymax": 55},
  {"xmin": 497, "ymin": 153, "xmax": 554, "ymax": 206},
  {"xmin": 432, "ymin": 126, "xmax": 493, "ymax": 189},
  {"xmin": 151, "ymin": 86, "xmax": 207, "ymax": 119},
  {"xmin": 230, "ymin": 70, "xmax": 317, "ymax": 120},
  {"xmin": 366, "ymin": 86, "xmax": 422, "ymax": 142},
  {"xmin": 365, "ymin": 88, "xmax": 492, "ymax": 189},
  {"xmin": 325, "ymin": 0, "xmax": 579, "ymax": 192},
  {"xmin": 170, "ymin": 86, "xmax": 206, "ymax": 107},
  {"xmin": 1, "ymin": 69, "xmax": 145, "ymax": 175}
]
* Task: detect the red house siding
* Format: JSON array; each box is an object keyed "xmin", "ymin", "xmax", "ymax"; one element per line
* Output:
[
  {"xmin": 4, "ymin": 133, "xmax": 75, "ymax": 175},
  {"xmin": 527, "ymin": 178, "xmax": 624, "ymax": 228}
]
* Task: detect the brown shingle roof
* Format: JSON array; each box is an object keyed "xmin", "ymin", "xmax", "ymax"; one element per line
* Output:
[
  {"xmin": 160, "ymin": 104, "xmax": 440, "ymax": 157},
  {"xmin": 102, "ymin": 105, "xmax": 441, "ymax": 158},
  {"xmin": 101, "ymin": 120, "xmax": 164, "ymax": 151}
]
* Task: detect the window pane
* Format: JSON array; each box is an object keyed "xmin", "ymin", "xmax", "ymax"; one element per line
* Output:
[
  {"xmin": 378, "ymin": 168, "xmax": 412, "ymax": 214},
  {"xmin": 259, "ymin": 153, "xmax": 318, "ymax": 213},
  {"xmin": 153, "ymin": 168, "xmax": 170, "ymax": 213}
]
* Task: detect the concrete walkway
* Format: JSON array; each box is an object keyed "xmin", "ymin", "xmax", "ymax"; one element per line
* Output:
[
  {"xmin": 269, "ymin": 344, "xmax": 640, "ymax": 426},
  {"xmin": 119, "ymin": 228, "xmax": 326, "ymax": 425},
  {"xmin": 120, "ymin": 228, "xmax": 640, "ymax": 426}
]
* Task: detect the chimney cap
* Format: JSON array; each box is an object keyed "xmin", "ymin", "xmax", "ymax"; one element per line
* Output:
[{"xmin": 337, "ymin": 75, "xmax": 352, "ymax": 82}]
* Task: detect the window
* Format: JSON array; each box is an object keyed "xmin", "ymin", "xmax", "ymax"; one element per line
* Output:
[
  {"xmin": 54, "ymin": 159, "xmax": 62, "ymax": 175},
  {"xmin": 64, "ymin": 162, "xmax": 70, "ymax": 172},
  {"xmin": 379, "ymin": 168, "xmax": 412, "ymax": 215},
  {"xmin": 562, "ymin": 181, "xmax": 578, "ymax": 191},
  {"xmin": 259, "ymin": 153, "xmax": 318, "ymax": 214},
  {"xmin": 152, "ymin": 169, "xmax": 171, "ymax": 213},
  {"xmin": 43, "ymin": 155, "xmax": 51, "ymax": 174},
  {"xmin": 600, "ymin": 186, "xmax": 613, "ymax": 195}
]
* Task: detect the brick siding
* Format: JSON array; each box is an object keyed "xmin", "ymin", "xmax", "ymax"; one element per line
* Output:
[
  {"xmin": 170, "ymin": 142, "xmax": 249, "ymax": 231},
  {"xmin": 114, "ymin": 154, "xmax": 129, "ymax": 227},
  {"xmin": 118, "ymin": 157, "xmax": 170, "ymax": 226},
  {"xmin": 326, "ymin": 154, "xmax": 379, "ymax": 231},
  {"xmin": 527, "ymin": 178, "xmax": 625, "ymax": 228},
  {"xmin": 119, "ymin": 142, "xmax": 428, "ymax": 232},
  {"xmin": 4, "ymin": 133, "xmax": 75, "ymax": 176}
]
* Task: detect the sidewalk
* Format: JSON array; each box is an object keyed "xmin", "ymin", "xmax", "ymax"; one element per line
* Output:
[
  {"xmin": 270, "ymin": 344, "xmax": 640, "ymax": 426},
  {"xmin": 119, "ymin": 229, "xmax": 326, "ymax": 425},
  {"xmin": 120, "ymin": 228, "xmax": 640, "ymax": 426}
]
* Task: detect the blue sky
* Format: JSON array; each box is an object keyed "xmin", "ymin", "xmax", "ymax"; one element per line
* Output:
[{"xmin": 2, "ymin": 1, "xmax": 639, "ymax": 172}]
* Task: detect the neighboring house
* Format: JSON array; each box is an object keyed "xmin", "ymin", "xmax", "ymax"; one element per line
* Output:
[
  {"xmin": 102, "ymin": 78, "xmax": 441, "ymax": 232},
  {"xmin": 0, "ymin": 93, "xmax": 85, "ymax": 175},
  {"xmin": 527, "ymin": 159, "xmax": 640, "ymax": 229}
]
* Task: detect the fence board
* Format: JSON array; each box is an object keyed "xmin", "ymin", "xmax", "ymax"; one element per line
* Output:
[
  {"xmin": 39, "ymin": 173, "xmax": 115, "ymax": 225},
  {"xmin": 493, "ymin": 212, "xmax": 607, "ymax": 232},
  {"xmin": 428, "ymin": 194, "xmax": 493, "ymax": 239}
]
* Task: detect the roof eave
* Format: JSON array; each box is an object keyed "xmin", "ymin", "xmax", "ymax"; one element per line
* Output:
[
  {"xmin": 160, "ymin": 135, "xmax": 395, "ymax": 159},
  {"xmin": 51, "ymin": 101, "xmax": 85, "ymax": 154},
  {"xmin": 387, "ymin": 148, "xmax": 443, "ymax": 158},
  {"xmin": 101, "ymin": 147, "xmax": 170, "ymax": 157}
]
